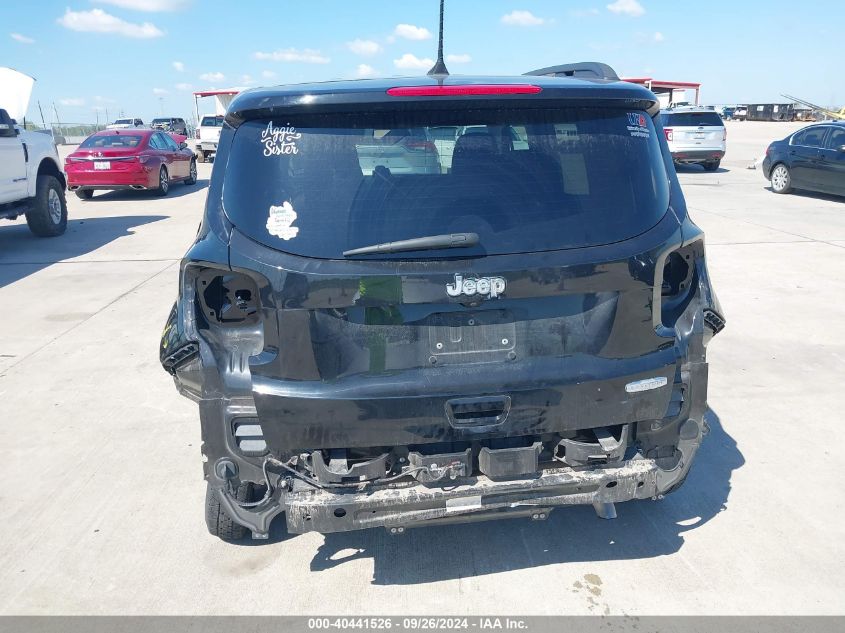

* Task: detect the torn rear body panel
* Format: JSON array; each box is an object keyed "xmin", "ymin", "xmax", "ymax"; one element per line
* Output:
[{"xmin": 160, "ymin": 74, "xmax": 724, "ymax": 540}]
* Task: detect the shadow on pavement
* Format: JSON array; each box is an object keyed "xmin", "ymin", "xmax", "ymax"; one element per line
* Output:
[
  {"xmin": 80, "ymin": 179, "xmax": 208, "ymax": 202},
  {"xmin": 305, "ymin": 408, "xmax": 743, "ymax": 584},
  {"xmin": 675, "ymin": 164, "xmax": 730, "ymax": 174},
  {"xmin": 762, "ymin": 185, "xmax": 845, "ymax": 203},
  {"xmin": 0, "ymin": 215, "xmax": 168, "ymax": 288}
]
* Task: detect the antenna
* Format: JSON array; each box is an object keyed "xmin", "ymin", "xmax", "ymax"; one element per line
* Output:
[{"xmin": 427, "ymin": 0, "xmax": 449, "ymax": 76}]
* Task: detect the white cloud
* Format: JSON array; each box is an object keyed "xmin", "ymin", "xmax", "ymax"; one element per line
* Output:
[
  {"xmin": 93, "ymin": 0, "xmax": 192, "ymax": 11},
  {"xmin": 57, "ymin": 8, "xmax": 164, "ymax": 38},
  {"xmin": 199, "ymin": 71, "xmax": 225, "ymax": 82},
  {"xmin": 94, "ymin": 95, "xmax": 116, "ymax": 103},
  {"xmin": 347, "ymin": 38, "xmax": 382, "ymax": 56},
  {"xmin": 253, "ymin": 48, "xmax": 330, "ymax": 64},
  {"xmin": 239, "ymin": 74, "xmax": 257, "ymax": 86},
  {"xmin": 175, "ymin": 82, "xmax": 193, "ymax": 91},
  {"xmin": 635, "ymin": 30, "xmax": 664, "ymax": 44},
  {"xmin": 607, "ymin": 0, "xmax": 645, "ymax": 17},
  {"xmin": 10, "ymin": 32, "xmax": 35, "ymax": 44},
  {"xmin": 446, "ymin": 53, "xmax": 471, "ymax": 64},
  {"xmin": 172, "ymin": 60, "xmax": 184, "ymax": 72},
  {"xmin": 393, "ymin": 24, "xmax": 432, "ymax": 40},
  {"xmin": 261, "ymin": 70, "xmax": 276, "ymax": 79},
  {"xmin": 501, "ymin": 10, "xmax": 545, "ymax": 26},
  {"xmin": 393, "ymin": 53, "xmax": 434, "ymax": 70},
  {"xmin": 59, "ymin": 98, "xmax": 86, "ymax": 107},
  {"xmin": 152, "ymin": 87, "xmax": 168, "ymax": 95},
  {"xmin": 355, "ymin": 64, "xmax": 378, "ymax": 78}
]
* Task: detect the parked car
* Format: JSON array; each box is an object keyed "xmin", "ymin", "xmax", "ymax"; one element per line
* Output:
[
  {"xmin": 106, "ymin": 118, "xmax": 145, "ymax": 130},
  {"xmin": 355, "ymin": 128, "xmax": 441, "ymax": 175},
  {"xmin": 151, "ymin": 117, "xmax": 188, "ymax": 135},
  {"xmin": 196, "ymin": 114, "xmax": 225, "ymax": 162},
  {"xmin": 65, "ymin": 129, "xmax": 197, "ymax": 198},
  {"xmin": 762, "ymin": 122, "xmax": 845, "ymax": 197},
  {"xmin": 733, "ymin": 106, "xmax": 748, "ymax": 121},
  {"xmin": 160, "ymin": 64, "xmax": 725, "ymax": 541},
  {"xmin": 720, "ymin": 107, "xmax": 735, "ymax": 120},
  {"xmin": 661, "ymin": 107, "xmax": 726, "ymax": 171},
  {"xmin": 0, "ymin": 108, "xmax": 68, "ymax": 236}
]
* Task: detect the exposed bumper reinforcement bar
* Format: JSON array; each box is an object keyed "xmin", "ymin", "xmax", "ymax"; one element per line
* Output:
[{"xmin": 213, "ymin": 415, "xmax": 702, "ymax": 537}]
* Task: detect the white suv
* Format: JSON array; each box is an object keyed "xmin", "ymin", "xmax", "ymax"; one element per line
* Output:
[
  {"xmin": 661, "ymin": 108, "xmax": 726, "ymax": 171},
  {"xmin": 106, "ymin": 118, "xmax": 145, "ymax": 130}
]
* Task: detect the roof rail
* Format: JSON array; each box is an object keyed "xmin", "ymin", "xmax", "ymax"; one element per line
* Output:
[{"xmin": 524, "ymin": 62, "xmax": 619, "ymax": 81}]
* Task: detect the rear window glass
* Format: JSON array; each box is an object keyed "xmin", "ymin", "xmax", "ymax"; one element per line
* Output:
[
  {"xmin": 201, "ymin": 116, "xmax": 225, "ymax": 127},
  {"xmin": 222, "ymin": 108, "xmax": 670, "ymax": 258},
  {"xmin": 81, "ymin": 134, "xmax": 144, "ymax": 148},
  {"xmin": 792, "ymin": 127, "xmax": 826, "ymax": 148},
  {"xmin": 662, "ymin": 112, "xmax": 724, "ymax": 127}
]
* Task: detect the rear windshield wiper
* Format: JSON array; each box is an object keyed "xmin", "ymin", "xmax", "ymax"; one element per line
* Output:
[{"xmin": 343, "ymin": 233, "xmax": 479, "ymax": 257}]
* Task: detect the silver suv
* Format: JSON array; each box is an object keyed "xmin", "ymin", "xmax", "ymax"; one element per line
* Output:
[{"xmin": 661, "ymin": 107, "xmax": 726, "ymax": 171}]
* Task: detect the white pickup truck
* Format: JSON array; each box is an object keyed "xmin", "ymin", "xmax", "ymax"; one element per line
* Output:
[
  {"xmin": 0, "ymin": 67, "xmax": 67, "ymax": 237},
  {"xmin": 0, "ymin": 105, "xmax": 68, "ymax": 237},
  {"xmin": 196, "ymin": 114, "xmax": 224, "ymax": 162}
]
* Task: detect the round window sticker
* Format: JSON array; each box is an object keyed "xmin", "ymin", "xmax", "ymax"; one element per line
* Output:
[{"xmin": 266, "ymin": 201, "xmax": 299, "ymax": 240}]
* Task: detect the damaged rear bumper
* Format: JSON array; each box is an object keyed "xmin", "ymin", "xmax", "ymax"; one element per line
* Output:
[{"xmin": 212, "ymin": 415, "xmax": 704, "ymax": 537}]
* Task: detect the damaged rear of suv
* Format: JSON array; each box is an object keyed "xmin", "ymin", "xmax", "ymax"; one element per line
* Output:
[{"xmin": 160, "ymin": 67, "xmax": 724, "ymax": 541}]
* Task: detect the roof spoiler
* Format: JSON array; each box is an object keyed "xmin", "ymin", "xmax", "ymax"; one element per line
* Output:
[{"xmin": 524, "ymin": 62, "xmax": 619, "ymax": 81}]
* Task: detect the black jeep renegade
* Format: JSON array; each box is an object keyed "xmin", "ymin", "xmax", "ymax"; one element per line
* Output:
[{"xmin": 161, "ymin": 63, "xmax": 724, "ymax": 541}]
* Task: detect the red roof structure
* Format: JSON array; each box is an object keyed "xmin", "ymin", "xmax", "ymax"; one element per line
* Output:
[{"xmin": 622, "ymin": 78, "xmax": 701, "ymax": 105}]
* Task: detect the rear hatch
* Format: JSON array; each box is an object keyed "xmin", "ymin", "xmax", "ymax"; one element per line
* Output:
[
  {"xmin": 662, "ymin": 110, "xmax": 725, "ymax": 150},
  {"xmin": 218, "ymin": 101, "xmax": 680, "ymax": 452}
]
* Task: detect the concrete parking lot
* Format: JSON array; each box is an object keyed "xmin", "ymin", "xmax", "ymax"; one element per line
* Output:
[{"xmin": 0, "ymin": 121, "xmax": 842, "ymax": 615}]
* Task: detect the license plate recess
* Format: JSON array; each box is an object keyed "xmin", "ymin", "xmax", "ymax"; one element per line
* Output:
[{"xmin": 429, "ymin": 310, "xmax": 515, "ymax": 365}]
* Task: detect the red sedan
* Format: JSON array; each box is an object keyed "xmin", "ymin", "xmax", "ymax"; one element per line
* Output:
[{"xmin": 66, "ymin": 129, "xmax": 197, "ymax": 199}]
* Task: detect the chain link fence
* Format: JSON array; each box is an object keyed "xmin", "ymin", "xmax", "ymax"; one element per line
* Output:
[{"xmin": 23, "ymin": 121, "xmax": 107, "ymax": 145}]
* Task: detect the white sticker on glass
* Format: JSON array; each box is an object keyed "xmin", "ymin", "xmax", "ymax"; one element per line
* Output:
[
  {"xmin": 266, "ymin": 201, "xmax": 300, "ymax": 240},
  {"xmin": 626, "ymin": 112, "xmax": 651, "ymax": 139},
  {"xmin": 261, "ymin": 121, "xmax": 302, "ymax": 157}
]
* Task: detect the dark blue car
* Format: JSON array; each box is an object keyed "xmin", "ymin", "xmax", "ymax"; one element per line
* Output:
[{"xmin": 762, "ymin": 122, "xmax": 845, "ymax": 197}]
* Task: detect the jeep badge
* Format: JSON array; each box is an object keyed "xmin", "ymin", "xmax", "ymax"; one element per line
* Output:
[{"xmin": 446, "ymin": 274, "xmax": 506, "ymax": 299}]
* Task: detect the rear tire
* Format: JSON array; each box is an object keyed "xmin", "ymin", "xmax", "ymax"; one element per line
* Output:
[
  {"xmin": 26, "ymin": 175, "xmax": 67, "ymax": 237},
  {"xmin": 703, "ymin": 160, "xmax": 720, "ymax": 172},
  {"xmin": 184, "ymin": 159, "xmax": 197, "ymax": 185},
  {"xmin": 771, "ymin": 163, "xmax": 792, "ymax": 194},
  {"xmin": 155, "ymin": 165, "xmax": 170, "ymax": 196},
  {"xmin": 205, "ymin": 482, "xmax": 255, "ymax": 541},
  {"xmin": 75, "ymin": 189, "xmax": 94, "ymax": 200}
]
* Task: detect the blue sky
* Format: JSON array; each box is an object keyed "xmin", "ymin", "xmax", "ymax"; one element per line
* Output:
[{"xmin": 2, "ymin": 0, "xmax": 840, "ymax": 124}]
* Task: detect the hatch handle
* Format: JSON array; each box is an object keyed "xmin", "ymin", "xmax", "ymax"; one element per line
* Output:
[{"xmin": 445, "ymin": 395, "xmax": 511, "ymax": 428}]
